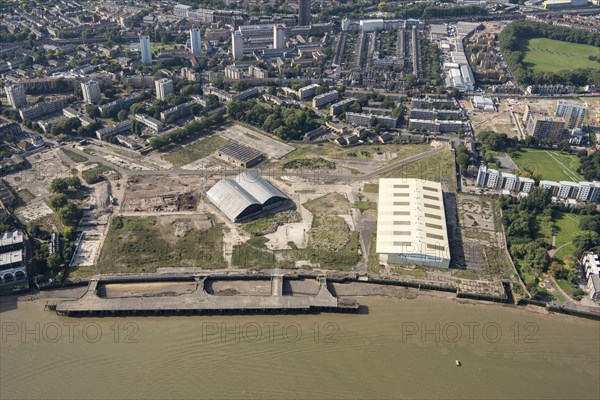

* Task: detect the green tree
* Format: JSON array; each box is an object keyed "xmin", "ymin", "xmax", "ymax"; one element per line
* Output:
[{"xmin": 49, "ymin": 193, "xmax": 69, "ymax": 209}]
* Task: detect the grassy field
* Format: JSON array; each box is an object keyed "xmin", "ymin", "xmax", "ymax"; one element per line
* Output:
[
  {"xmin": 285, "ymin": 143, "xmax": 431, "ymax": 162},
  {"xmin": 62, "ymin": 149, "xmax": 88, "ymax": 163},
  {"xmin": 520, "ymin": 38, "xmax": 600, "ymax": 73},
  {"xmin": 554, "ymin": 212, "xmax": 581, "ymax": 249},
  {"xmin": 303, "ymin": 192, "xmax": 351, "ymax": 215},
  {"xmin": 242, "ymin": 211, "xmax": 300, "ymax": 236},
  {"xmin": 363, "ymin": 183, "xmax": 379, "ymax": 193},
  {"xmin": 231, "ymin": 237, "xmax": 276, "ymax": 269},
  {"xmin": 354, "ymin": 200, "xmax": 377, "ymax": 212},
  {"xmin": 511, "ymin": 149, "xmax": 582, "ymax": 182},
  {"xmin": 384, "ymin": 149, "xmax": 455, "ymax": 183},
  {"xmin": 367, "ymin": 233, "xmax": 381, "ymax": 274},
  {"xmin": 97, "ymin": 216, "xmax": 226, "ymax": 273},
  {"xmin": 163, "ymin": 135, "xmax": 228, "ymax": 167}
]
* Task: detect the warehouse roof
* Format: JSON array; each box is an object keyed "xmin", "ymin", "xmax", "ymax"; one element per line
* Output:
[
  {"xmin": 218, "ymin": 142, "xmax": 264, "ymax": 164},
  {"xmin": 206, "ymin": 172, "xmax": 290, "ymax": 222},
  {"xmin": 376, "ymin": 178, "xmax": 450, "ymax": 261}
]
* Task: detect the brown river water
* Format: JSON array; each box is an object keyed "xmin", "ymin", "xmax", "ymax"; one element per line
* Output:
[{"xmin": 1, "ymin": 294, "xmax": 599, "ymax": 400}]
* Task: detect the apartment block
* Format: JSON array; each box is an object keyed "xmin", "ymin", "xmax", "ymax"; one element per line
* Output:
[
  {"xmin": 312, "ymin": 90, "xmax": 338, "ymax": 108},
  {"xmin": 555, "ymin": 100, "xmax": 588, "ymax": 130},
  {"xmin": 19, "ymin": 99, "xmax": 65, "ymax": 121}
]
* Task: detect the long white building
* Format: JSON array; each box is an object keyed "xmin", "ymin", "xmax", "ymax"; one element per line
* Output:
[{"xmin": 376, "ymin": 178, "xmax": 451, "ymax": 268}]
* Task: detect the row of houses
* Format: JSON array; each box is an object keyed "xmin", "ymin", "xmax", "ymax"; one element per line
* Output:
[{"xmin": 476, "ymin": 165, "xmax": 535, "ymax": 194}]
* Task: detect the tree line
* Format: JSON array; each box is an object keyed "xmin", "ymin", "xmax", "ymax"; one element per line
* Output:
[{"xmin": 227, "ymin": 100, "xmax": 322, "ymax": 141}]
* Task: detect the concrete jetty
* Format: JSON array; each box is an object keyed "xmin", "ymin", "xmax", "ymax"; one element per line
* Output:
[{"xmin": 55, "ymin": 276, "xmax": 359, "ymax": 317}]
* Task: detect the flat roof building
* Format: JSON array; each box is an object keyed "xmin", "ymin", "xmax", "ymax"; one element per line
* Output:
[
  {"xmin": 376, "ymin": 178, "xmax": 451, "ymax": 268},
  {"xmin": 217, "ymin": 142, "xmax": 264, "ymax": 168}
]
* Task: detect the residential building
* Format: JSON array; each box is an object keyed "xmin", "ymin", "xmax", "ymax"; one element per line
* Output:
[
  {"xmin": 580, "ymin": 252, "xmax": 600, "ymax": 303},
  {"xmin": 558, "ymin": 181, "xmax": 580, "ymax": 199},
  {"xmin": 540, "ymin": 180, "xmax": 561, "ymax": 196},
  {"xmin": 232, "ymin": 31, "xmax": 244, "ymax": 59},
  {"xmin": 576, "ymin": 181, "xmax": 600, "ymax": 203},
  {"xmin": 96, "ymin": 120, "xmax": 133, "ymax": 140},
  {"xmin": 5, "ymin": 84, "xmax": 26, "ymax": 108},
  {"xmin": 134, "ymin": 114, "xmax": 163, "ymax": 132},
  {"xmin": 19, "ymin": 99, "xmax": 65, "ymax": 121},
  {"xmin": 500, "ymin": 173, "xmax": 518, "ymax": 192},
  {"xmin": 140, "ymin": 35, "xmax": 152, "ymax": 65},
  {"xmin": 155, "ymin": 78, "xmax": 173, "ymax": 100},
  {"xmin": 298, "ymin": 0, "xmax": 311, "ymax": 26},
  {"xmin": 248, "ymin": 65, "xmax": 268, "ymax": 79},
  {"xmin": 298, "ymin": 84, "xmax": 320, "ymax": 99},
  {"xmin": 518, "ymin": 177, "xmax": 535, "ymax": 194},
  {"xmin": 312, "ymin": 90, "xmax": 338, "ymax": 108},
  {"xmin": 273, "ymin": 24, "xmax": 286, "ymax": 50},
  {"xmin": 375, "ymin": 178, "xmax": 451, "ymax": 268},
  {"xmin": 330, "ymin": 98, "xmax": 357, "ymax": 116},
  {"xmin": 160, "ymin": 100, "xmax": 197, "ymax": 121},
  {"xmin": 555, "ymin": 100, "xmax": 588, "ymax": 130},
  {"xmin": 346, "ymin": 112, "xmax": 397, "ymax": 128},
  {"xmin": 225, "ymin": 66, "xmax": 244, "ymax": 80},
  {"xmin": 81, "ymin": 80, "xmax": 101, "ymax": 104},
  {"xmin": 180, "ymin": 68, "xmax": 201, "ymax": 82},
  {"xmin": 190, "ymin": 28, "xmax": 202, "ymax": 55},
  {"xmin": 525, "ymin": 113, "xmax": 566, "ymax": 143}
]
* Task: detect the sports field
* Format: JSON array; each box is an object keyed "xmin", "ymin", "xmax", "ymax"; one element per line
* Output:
[
  {"xmin": 511, "ymin": 149, "xmax": 583, "ymax": 182},
  {"xmin": 520, "ymin": 38, "xmax": 600, "ymax": 73}
]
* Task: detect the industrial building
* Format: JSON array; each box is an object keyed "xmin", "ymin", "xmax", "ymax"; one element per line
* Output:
[
  {"xmin": 0, "ymin": 230, "xmax": 27, "ymax": 287},
  {"xmin": 207, "ymin": 172, "xmax": 294, "ymax": 223},
  {"xmin": 217, "ymin": 142, "xmax": 264, "ymax": 168},
  {"xmin": 471, "ymin": 96, "xmax": 496, "ymax": 112},
  {"xmin": 376, "ymin": 178, "xmax": 451, "ymax": 268}
]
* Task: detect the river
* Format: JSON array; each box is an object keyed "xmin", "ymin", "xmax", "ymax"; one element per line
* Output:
[{"xmin": 1, "ymin": 294, "xmax": 599, "ymax": 399}]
